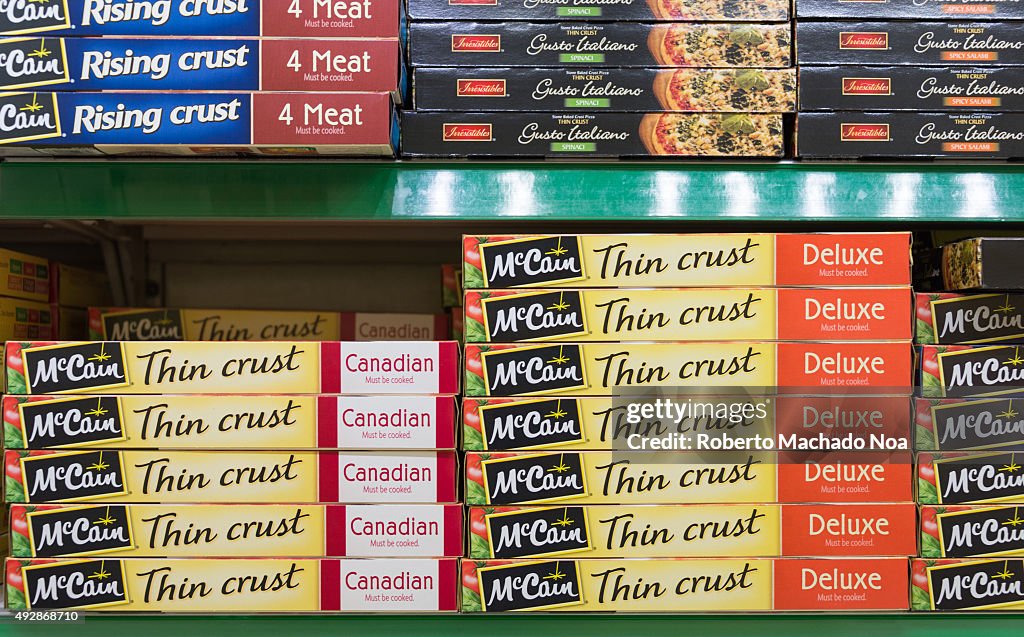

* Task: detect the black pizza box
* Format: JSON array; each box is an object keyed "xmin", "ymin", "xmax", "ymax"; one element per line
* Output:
[
  {"xmin": 943, "ymin": 238, "xmax": 1024, "ymax": 290},
  {"xmin": 407, "ymin": 0, "xmax": 790, "ymax": 21},
  {"xmin": 409, "ymin": 22, "xmax": 793, "ymax": 68},
  {"xmin": 798, "ymin": 0, "xmax": 1024, "ymax": 20},
  {"xmin": 800, "ymin": 66, "xmax": 1024, "ymax": 112},
  {"xmin": 797, "ymin": 22, "xmax": 1024, "ymax": 66},
  {"xmin": 797, "ymin": 112, "xmax": 1024, "ymax": 158},
  {"xmin": 414, "ymin": 67, "xmax": 796, "ymax": 112},
  {"xmin": 401, "ymin": 111, "xmax": 785, "ymax": 157}
]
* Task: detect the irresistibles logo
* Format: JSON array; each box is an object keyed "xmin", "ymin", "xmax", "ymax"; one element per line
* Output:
[
  {"xmin": 451, "ymin": 35, "xmax": 501, "ymax": 52},
  {"xmin": 27, "ymin": 505, "xmax": 134, "ymax": 557},
  {"xmin": 485, "ymin": 507, "xmax": 591, "ymax": 558},
  {"xmin": 938, "ymin": 346, "xmax": 1024, "ymax": 397},
  {"xmin": 930, "ymin": 399, "xmax": 1024, "ymax": 451},
  {"xmin": 842, "ymin": 78, "xmax": 892, "ymax": 95},
  {"xmin": 22, "ymin": 342, "xmax": 128, "ymax": 394},
  {"xmin": 19, "ymin": 396, "xmax": 126, "ymax": 448},
  {"xmin": 457, "ymin": 79, "xmax": 506, "ymax": 97},
  {"xmin": 938, "ymin": 506, "xmax": 1024, "ymax": 557},
  {"xmin": 932, "ymin": 294, "xmax": 1024, "ymax": 344},
  {"xmin": 0, "ymin": 37, "xmax": 69, "ymax": 90},
  {"xmin": 841, "ymin": 123, "xmax": 890, "ymax": 141},
  {"xmin": 839, "ymin": 32, "xmax": 889, "ymax": 50},
  {"xmin": 0, "ymin": 91, "xmax": 61, "ymax": 144},
  {"xmin": 102, "ymin": 309, "xmax": 185, "ymax": 341},
  {"xmin": 479, "ymin": 398, "xmax": 585, "ymax": 450},
  {"xmin": 481, "ymin": 345, "xmax": 587, "ymax": 396},
  {"xmin": 479, "ymin": 236, "xmax": 585, "ymax": 287},
  {"xmin": 478, "ymin": 560, "xmax": 584, "ymax": 611},
  {"xmin": 0, "ymin": 0, "xmax": 71, "ymax": 36},
  {"xmin": 23, "ymin": 559, "xmax": 129, "ymax": 610},
  {"xmin": 482, "ymin": 453, "xmax": 587, "ymax": 505},
  {"xmin": 443, "ymin": 123, "xmax": 492, "ymax": 141},
  {"xmin": 928, "ymin": 559, "xmax": 1024, "ymax": 610},
  {"xmin": 21, "ymin": 451, "xmax": 128, "ymax": 503},
  {"xmin": 935, "ymin": 452, "xmax": 1024, "ymax": 504},
  {"xmin": 482, "ymin": 291, "xmax": 588, "ymax": 341}
]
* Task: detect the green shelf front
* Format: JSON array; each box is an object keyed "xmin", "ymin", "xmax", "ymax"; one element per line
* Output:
[{"xmin": 2, "ymin": 161, "xmax": 1024, "ymax": 221}]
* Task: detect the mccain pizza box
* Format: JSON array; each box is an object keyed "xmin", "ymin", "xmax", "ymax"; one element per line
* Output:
[
  {"xmin": 5, "ymin": 558, "xmax": 458, "ymax": 612},
  {"xmin": 0, "ymin": 248, "xmax": 50, "ymax": 303},
  {"xmin": 912, "ymin": 558, "xmax": 1024, "ymax": 610},
  {"xmin": 0, "ymin": 37, "xmax": 402, "ymax": 98},
  {"xmin": 464, "ymin": 287, "xmax": 912, "ymax": 343},
  {"xmin": 920, "ymin": 344, "xmax": 1024, "ymax": 398},
  {"xmin": 798, "ymin": 112, "xmax": 1024, "ymax": 159},
  {"xmin": 401, "ymin": 111, "xmax": 785, "ymax": 158},
  {"xmin": 9, "ymin": 504, "xmax": 462, "ymax": 558},
  {"xmin": 800, "ymin": 0, "xmax": 1024, "ymax": 18},
  {"xmin": 2, "ymin": 395, "xmax": 456, "ymax": 450},
  {"xmin": 413, "ymin": 67, "xmax": 796, "ymax": 113},
  {"xmin": 0, "ymin": 298, "xmax": 55, "ymax": 341},
  {"xmin": 797, "ymin": 22, "xmax": 1024, "ymax": 66},
  {"xmin": 0, "ymin": 92, "xmax": 396, "ymax": 158},
  {"xmin": 463, "ymin": 395, "xmax": 911, "ymax": 451},
  {"xmin": 462, "ymin": 234, "xmax": 913, "ymax": 289},
  {"xmin": 0, "ymin": 0, "xmax": 401, "ymax": 38},
  {"xmin": 918, "ymin": 451, "xmax": 1024, "ymax": 505},
  {"xmin": 916, "ymin": 292, "xmax": 1024, "ymax": 345},
  {"xmin": 920, "ymin": 505, "xmax": 1024, "ymax": 558},
  {"xmin": 467, "ymin": 503, "xmax": 917, "ymax": 559},
  {"xmin": 408, "ymin": 0, "xmax": 790, "ymax": 21},
  {"xmin": 463, "ymin": 558, "xmax": 909, "ymax": 611},
  {"xmin": 465, "ymin": 450, "xmax": 913, "ymax": 505},
  {"xmin": 799, "ymin": 66, "xmax": 1024, "ymax": 112},
  {"xmin": 4, "ymin": 449, "xmax": 457, "ymax": 504},
  {"xmin": 916, "ymin": 397, "xmax": 1024, "ymax": 452},
  {"xmin": 49, "ymin": 263, "xmax": 110, "ymax": 309},
  {"xmin": 943, "ymin": 237, "xmax": 1024, "ymax": 291},
  {"xmin": 4, "ymin": 341, "xmax": 459, "ymax": 395},
  {"xmin": 409, "ymin": 22, "xmax": 792, "ymax": 68},
  {"xmin": 464, "ymin": 342, "xmax": 913, "ymax": 397}
]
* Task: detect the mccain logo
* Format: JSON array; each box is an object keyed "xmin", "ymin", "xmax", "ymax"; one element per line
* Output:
[
  {"xmin": 0, "ymin": 0, "xmax": 71, "ymax": 36},
  {"xmin": 102, "ymin": 309, "xmax": 185, "ymax": 341},
  {"xmin": 28, "ymin": 505, "xmax": 133, "ymax": 557},
  {"xmin": 928, "ymin": 559, "xmax": 1024, "ymax": 610},
  {"xmin": 485, "ymin": 506, "xmax": 591, "ymax": 558},
  {"xmin": 939, "ymin": 346, "xmax": 1024, "ymax": 397},
  {"xmin": 931, "ymin": 399, "xmax": 1024, "ymax": 451},
  {"xmin": 0, "ymin": 91, "xmax": 60, "ymax": 145},
  {"xmin": 0, "ymin": 37, "xmax": 68, "ymax": 90},
  {"xmin": 479, "ymin": 398, "xmax": 584, "ymax": 450},
  {"xmin": 935, "ymin": 452, "xmax": 1024, "ymax": 504},
  {"xmin": 478, "ymin": 560, "xmax": 584, "ymax": 611},
  {"xmin": 482, "ymin": 291, "xmax": 588, "ymax": 342},
  {"xmin": 479, "ymin": 236, "xmax": 585, "ymax": 288},
  {"xmin": 482, "ymin": 452, "xmax": 587, "ymax": 505},
  {"xmin": 22, "ymin": 451, "xmax": 128, "ymax": 503},
  {"xmin": 938, "ymin": 506, "xmax": 1024, "ymax": 558},
  {"xmin": 23, "ymin": 559, "xmax": 129, "ymax": 610},
  {"xmin": 481, "ymin": 345, "xmax": 587, "ymax": 396},
  {"xmin": 20, "ymin": 397, "xmax": 125, "ymax": 448},
  {"xmin": 23, "ymin": 342, "xmax": 128, "ymax": 394},
  {"xmin": 932, "ymin": 294, "xmax": 1024, "ymax": 344}
]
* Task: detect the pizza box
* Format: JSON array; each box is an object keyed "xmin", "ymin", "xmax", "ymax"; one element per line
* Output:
[
  {"xmin": 798, "ymin": 0, "xmax": 1024, "ymax": 19},
  {"xmin": 407, "ymin": 0, "xmax": 789, "ymax": 21}
]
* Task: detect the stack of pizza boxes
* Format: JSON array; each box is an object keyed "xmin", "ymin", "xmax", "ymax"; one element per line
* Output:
[
  {"xmin": 913, "ymin": 237, "xmax": 1024, "ymax": 612},
  {"xmin": 0, "ymin": 0, "xmax": 402, "ymax": 156},
  {"xmin": 796, "ymin": 0, "xmax": 1024, "ymax": 159},
  {"xmin": 3, "ymin": 339, "xmax": 462, "ymax": 612},
  {"xmin": 401, "ymin": 0, "xmax": 794, "ymax": 158},
  {"xmin": 459, "ymin": 233, "xmax": 916, "ymax": 613}
]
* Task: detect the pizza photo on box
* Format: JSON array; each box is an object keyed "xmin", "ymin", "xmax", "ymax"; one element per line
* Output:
[{"xmin": 639, "ymin": 113, "xmax": 784, "ymax": 156}]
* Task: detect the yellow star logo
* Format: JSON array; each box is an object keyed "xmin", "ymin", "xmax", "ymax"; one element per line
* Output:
[
  {"xmin": 1004, "ymin": 508, "xmax": 1024, "ymax": 527},
  {"xmin": 1000, "ymin": 460, "xmax": 1022, "ymax": 473},
  {"xmin": 95, "ymin": 507, "xmax": 117, "ymax": 526},
  {"xmin": 553, "ymin": 509, "xmax": 575, "ymax": 528},
  {"xmin": 1005, "ymin": 347, "xmax": 1024, "ymax": 366},
  {"xmin": 28, "ymin": 0, "xmax": 51, "ymax": 4},
  {"xmin": 29, "ymin": 40, "xmax": 51, "ymax": 59},
  {"xmin": 997, "ymin": 296, "xmax": 1016, "ymax": 314},
  {"xmin": 20, "ymin": 94, "xmax": 44, "ymax": 113},
  {"xmin": 89, "ymin": 343, "xmax": 112, "ymax": 363},
  {"xmin": 544, "ymin": 400, "xmax": 567, "ymax": 420},
  {"xmin": 994, "ymin": 562, "xmax": 1015, "ymax": 581},
  {"xmin": 547, "ymin": 292, "xmax": 570, "ymax": 312},
  {"xmin": 89, "ymin": 564, "xmax": 112, "ymax": 581},
  {"xmin": 547, "ymin": 346, "xmax": 570, "ymax": 366},
  {"xmin": 545, "ymin": 238, "xmax": 568, "ymax": 257},
  {"xmin": 548, "ymin": 454, "xmax": 571, "ymax": 473},
  {"xmin": 87, "ymin": 452, "xmax": 110, "ymax": 472},
  {"xmin": 85, "ymin": 398, "xmax": 108, "ymax": 418},
  {"xmin": 156, "ymin": 310, "xmax": 175, "ymax": 326},
  {"xmin": 999, "ymin": 400, "xmax": 1019, "ymax": 420},
  {"xmin": 544, "ymin": 563, "xmax": 566, "ymax": 582}
]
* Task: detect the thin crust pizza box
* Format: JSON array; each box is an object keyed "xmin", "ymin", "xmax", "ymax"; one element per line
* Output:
[
  {"xmin": 462, "ymin": 234, "xmax": 913, "ymax": 288},
  {"xmin": 799, "ymin": 67, "xmax": 1024, "ymax": 112},
  {"xmin": 0, "ymin": 0, "xmax": 401, "ymax": 38},
  {"xmin": 916, "ymin": 397, "xmax": 1024, "ymax": 452},
  {"xmin": 912, "ymin": 559, "xmax": 1024, "ymax": 610},
  {"xmin": 0, "ymin": 38, "xmax": 402, "ymax": 98},
  {"xmin": 797, "ymin": 22, "xmax": 1024, "ymax": 67},
  {"xmin": 9, "ymin": 504, "xmax": 463, "ymax": 558},
  {"xmin": 467, "ymin": 504, "xmax": 917, "ymax": 559},
  {"xmin": 798, "ymin": 112, "xmax": 1024, "ymax": 160},
  {"xmin": 915, "ymin": 292, "xmax": 1024, "ymax": 345},
  {"xmin": 408, "ymin": 0, "xmax": 790, "ymax": 21},
  {"xmin": 4, "ymin": 341, "xmax": 460, "ymax": 395},
  {"xmin": 463, "ymin": 395, "xmax": 912, "ymax": 451},
  {"xmin": 49, "ymin": 264, "xmax": 110, "ymax": 309},
  {"xmin": 4, "ymin": 449, "xmax": 458, "ymax": 504},
  {"xmin": 920, "ymin": 505, "xmax": 1024, "ymax": 558},
  {"xmin": 414, "ymin": 67, "xmax": 796, "ymax": 113},
  {"xmin": 942, "ymin": 237, "xmax": 1024, "ymax": 290},
  {"xmin": 0, "ymin": 249, "xmax": 50, "ymax": 303},
  {"xmin": 0, "ymin": 92, "xmax": 397, "ymax": 158},
  {"xmin": 920, "ymin": 344, "xmax": 1024, "ymax": 398},
  {"xmin": 3, "ymin": 395, "xmax": 457, "ymax": 450},
  {"xmin": 465, "ymin": 451, "xmax": 913, "ymax": 505},
  {"xmin": 463, "ymin": 558, "xmax": 910, "ymax": 611},
  {"xmin": 464, "ymin": 287, "xmax": 912, "ymax": 342},
  {"xmin": 409, "ymin": 22, "xmax": 792, "ymax": 68},
  {"xmin": 5, "ymin": 558, "xmax": 459, "ymax": 612},
  {"xmin": 0, "ymin": 299, "xmax": 55, "ymax": 341},
  {"xmin": 917, "ymin": 451, "xmax": 1024, "ymax": 505},
  {"xmin": 464, "ymin": 342, "xmax": 913, "ymax": 397},
  {"xmin": 799, "ymin": 0, "xmax": 1024, "ymax": 19},
  {"xmin": 401, "ymin": 111, "xmax": 785, "ymax": 158}
]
